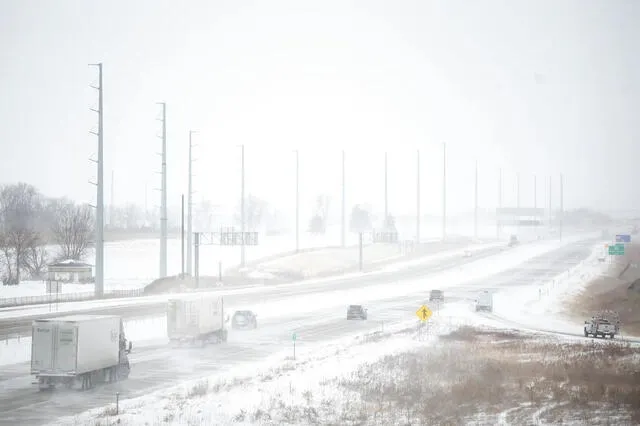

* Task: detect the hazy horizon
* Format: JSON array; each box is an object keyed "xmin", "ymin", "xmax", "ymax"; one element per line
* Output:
[{"xmin": 1, "ymin": 0, "xmax": 639, "ymax": 216}]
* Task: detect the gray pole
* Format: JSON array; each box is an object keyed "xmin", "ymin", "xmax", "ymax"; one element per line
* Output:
[
  {"xmin": 240, "ymin": 144, "xmax": 246, "ymax": 267},
  {"xmin": 295, "ymin": 149, "xmax": 299, "ymax": 253},
  {"xmin": 497, "ymin": 168, "xmax": 502, "ymax": 239},
  {"xmin": 474, "ymin": 160, "xmax": 478, "ymax": 240},
  {"xmin": 560, "ymin": 174, "xmax": 564, "ymax": 240},
  {"xmin": 158, "ymin": 102, "xmax": 167, "ymax": 278},
  {"xmin": 442, "ymin": 142, "xmax": 447, "ymax": 241},
  {"xmin": 341, "ymin": 150, "xmax": 346, "ymax": 247},
  {"xmin": 89, "ymin": 63, "xmax": 104, "ymax": 298},
  {"xmin": 416, "ymin": 149, "xmax": 420, "ymax": 244},
  {"xmin": 517, "ymin": 172, "xmax": 520, "ymax": 209},
  {"xmin": 534, "ymin": 175, "xmax": 537, "ymax": 209},
  {"xmin": 187, "ymin": 130, "xmax": 196, "ymax": 276},
  {"xmin": 110, "ymin": 170, "xmax": 114, "ymax": 227},
  {"xmin": 549, "ymin": 176, "xmax": 552, "ymax": 229},
  {"xmin": 384, "ymin": 151, "xmax": 388, "ymax": 227},
  {"xmin": 181, "ymin": 194, "xmax": 185, "ymax": 277}
]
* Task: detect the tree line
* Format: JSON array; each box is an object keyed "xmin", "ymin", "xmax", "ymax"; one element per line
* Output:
[{"xmin": 0, "ymin": 183, "xmax": 93, "ymax": 284}]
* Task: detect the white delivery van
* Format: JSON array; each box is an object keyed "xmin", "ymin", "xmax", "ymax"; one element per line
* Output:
[{"xmin": 475, "ymin": 290, "xmax": 493, "ymax": 312}]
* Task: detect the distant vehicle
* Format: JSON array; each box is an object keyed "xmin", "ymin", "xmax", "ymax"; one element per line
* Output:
[
  {"xmin": 508, "ymin": 235, "xmax": 519, "ymax": 247},
  {"xmin": 463, "ymin": 249, "xmax": 473, "ymax": 257},
  {"xmin": 347, "ymin": 305, "xmax": 368, "ymax": 320},
  {"xmin": 31, "ymin": 315, "xmax": 132, "ymax": 391},
  {"xmin": 232, "ymin": 310, "xmax": 258, "ymax": 330},
  {"xmin": 429, "ymin": 289, "xmax": 444, "ymax": 303},
  {"xmin": 475, "ymin": 290, "xmax": 493, "ymax": 312},
  {"xmin": 584, "ymin": 311, "xmax": 620, "ymax": 339},
  {"xmin": 167, "ymin": 295, "xmax": 229, "ymax": 346}
]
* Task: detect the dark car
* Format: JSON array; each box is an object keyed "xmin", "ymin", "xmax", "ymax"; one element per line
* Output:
[
  {"xmin": 231, "ymin": 310, "xmax": 258, "ymax": 329},
  {"xmin": 429, "ymin": 289, "xmax": 444, "ymax": 303},
  {"xmin": 508, "ymin": 235, "xmax": 519, "ymax": 247},
  {"xmin": 347, "ymin": 305, "xmax": 368, "ymax": 320}
]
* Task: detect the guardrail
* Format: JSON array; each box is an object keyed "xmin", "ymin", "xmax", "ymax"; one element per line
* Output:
[{"xmin": 0, "ymin": 288, "xmax": 144, "ymax": 308}]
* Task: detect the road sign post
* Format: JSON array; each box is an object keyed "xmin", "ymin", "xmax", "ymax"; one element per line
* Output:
[
  {"xmin": 292, "ymin": 332, "xmax": 297, "ymax": 360},
  {"xmin": 416, "ymin": 304, "xmax": 433, "ymax": 341}
]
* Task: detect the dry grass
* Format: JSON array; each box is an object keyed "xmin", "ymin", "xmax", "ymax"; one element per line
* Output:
[
  {"xmin": 570, "ymin": 243, "xmax": 640, "ymax": 335},
  {"xmin": 321, "ymin": 327, "xmax": 640, "ymax": 425}
]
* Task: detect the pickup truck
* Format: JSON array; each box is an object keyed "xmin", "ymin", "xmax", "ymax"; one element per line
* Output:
[{"xmin": 584, "ymin": 316, "xmax": 619, "ymax": 339}]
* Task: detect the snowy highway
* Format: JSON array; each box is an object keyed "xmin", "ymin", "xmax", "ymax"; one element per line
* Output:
[
  {"xmin": 0, "ymin": 242, "xmax": 507, "ymax": 339},
  {"xmin": 0, "ymin": 235, "xmax": 605, "ymax": 425}
]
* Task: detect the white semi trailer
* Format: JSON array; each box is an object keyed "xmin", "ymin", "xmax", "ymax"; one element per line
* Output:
[
  {"xmin": 167, "ymin": 295, "xmax": 229, "ymax": 346},
  {"xmin": 31, "ymin": 315, "xmax": 132, "ymax": 391}
]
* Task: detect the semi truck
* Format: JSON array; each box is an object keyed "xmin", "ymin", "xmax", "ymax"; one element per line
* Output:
[
  {"xmin": 167, "ymin": 295, "xmax": 229, "ymax": 346},
  {"xmin": 31, "ymin": 315, "xmax": 132, "ymax": 391}
]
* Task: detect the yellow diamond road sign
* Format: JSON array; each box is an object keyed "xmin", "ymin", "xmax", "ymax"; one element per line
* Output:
[{"xmin": 416, "ymin": 305, "xmax": 432, "ymax": 321}]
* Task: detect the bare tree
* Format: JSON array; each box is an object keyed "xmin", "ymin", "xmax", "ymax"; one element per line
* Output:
[
  {"xmin": 23, "ymin": 244, "xmax": 49, "ymax": 280},
  {"xmin": 51, "ymin": 202, "xmax": 94, "ymax": 261},
  {"xmin": 0, "ymin": 183, "xmax": 42, "ymax": 283}
]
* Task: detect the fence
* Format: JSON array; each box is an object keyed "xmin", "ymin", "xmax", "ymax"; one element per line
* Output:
[{"xmin": 0, "ymin": 288, "xmax": 145, "ymax": 308}]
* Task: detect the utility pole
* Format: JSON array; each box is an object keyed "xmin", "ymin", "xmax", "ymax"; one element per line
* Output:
[
  {"xmin": 341, "ymin": 150, "xmax": 346, "ymax": 247},
  {"xmin": 548, "ymin": 176, "xmax": 552, "ymax": 230},
  {"xmin": 560, "ymin": 174, "xmax": 564, "ymax": 240},
  {"xmin": 240, "ymin": 144, "xmax": 246, "ymax": 267},
  {"xmin": 442, "ymin": 142, "xmax": 447, "ymax": 241},
  {"xmin": 181, "ymin": 194, "xmax": 185, "ymax": 277},
  {"xmin": 187, "ymin": 130, "xmax": 197, "ymax": 276},
  {"xmin": 110, "ymin": 170, "xmax": 114, "ymax": 227},
  {"xmin": 384, "ymin": 151, "xmax": 388, "ymax": 227},
  {"xmin": 157, "ymin": 102, "xmax": 167, "ymax": 278},
  {"xmin": 416, "ymin": 149, "xmax": 421, "ymax": 244},
  {"xmin": 89, "ymin": 63, "xmax": 104, "ymax": 298},
  {"xmin": 295, "ymin": 149, "xmax": 300, "ymax": 253},
  {"xmin": 497, "ymin": 168, "xmax": 502, "ymax": 239},
  {"xmin": 474, "ymin": 160, "xmax": 478, "ymax": 240},
  {"xmin": 534, "ymin": 175, "xmax": 537, "ymax": 209},
  {"xmin": 517, "ymin": 172, "xmax": 520, "ymax": 209}
]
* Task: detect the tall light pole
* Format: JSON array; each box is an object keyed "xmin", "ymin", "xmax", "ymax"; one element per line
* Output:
[
  {"xmin": 240, "ymin": 144, "xmax": 246, "ymax": 267},
  {"xmin": 295, "ymin": 149, "xmax": 299, "ymax": 253},
  {"xmin": 156, "ymin": 102, "xmax": 168, "ymax": 278},
  {"xmin": 187, "ymin": 130, "xmax": 197, "ymax": 276},
  {"xmin": 89, "ymin": 63, "xmax": 104, "ymax": 298},
  {"xmin": 474, "ymin": 160, "xmax": 478, "ymax": 240},
  {"xmin": 384, "ymin": 151, "xmax": 388, "ymax": 227},
  {"xmin": 341, "ymin": 150, "xmax": 346, "ymax": 247},
  {"xmin": 516, "ymin": 172, "xmax": 520, "ymax": 209},
  {"xmin": 560, "ymin": 173, "xmax": 564, "ymax": 240},
  {"xmin": 442, "ymin": 142, "xmax": 447, "ymax": 241},
  {"xmin": 548, "ymin": 176, "xmax": 552, "ymax": 230},
  {"xmin": 416, "ymin": 149, "xmax": 421, "ymax": 244},
  {"xmin": 497, "ymin": 168, "xmax": 502, "ymax": 239}
]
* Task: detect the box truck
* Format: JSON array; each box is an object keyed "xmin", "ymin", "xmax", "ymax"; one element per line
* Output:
[
  {"xmin": 475, "ymin": 290, "xmax": 494, "ymax": 312},
  {"xmin": 167, "ymin": 295, "xmax": 229, "ymax": 346},
  {"xmin": 31, "ymin": 315, "xmax": 132, "ymax": 391}
]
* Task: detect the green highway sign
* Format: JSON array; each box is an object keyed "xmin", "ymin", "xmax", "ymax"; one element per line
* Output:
[{"xmin": 608, "ymin": 243, "xmax": 625, "ymax": 256}]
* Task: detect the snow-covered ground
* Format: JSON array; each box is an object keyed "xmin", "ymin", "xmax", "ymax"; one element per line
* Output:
[
  {"xmin": 0, "ymin": 241, "xmax": 508, "ymax": 319},
  {"xmin": 43, "ymin": 234, "xmax": 602, "ymax": 425},
  {"xmin": 0, "ymin": 224, "xmax": 500, "ymax": 302}
]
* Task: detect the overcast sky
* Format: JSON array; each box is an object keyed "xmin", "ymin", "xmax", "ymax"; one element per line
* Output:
[{"xmin": 1, "ymin": 0, "xmax": 638, "ymax": 218}]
